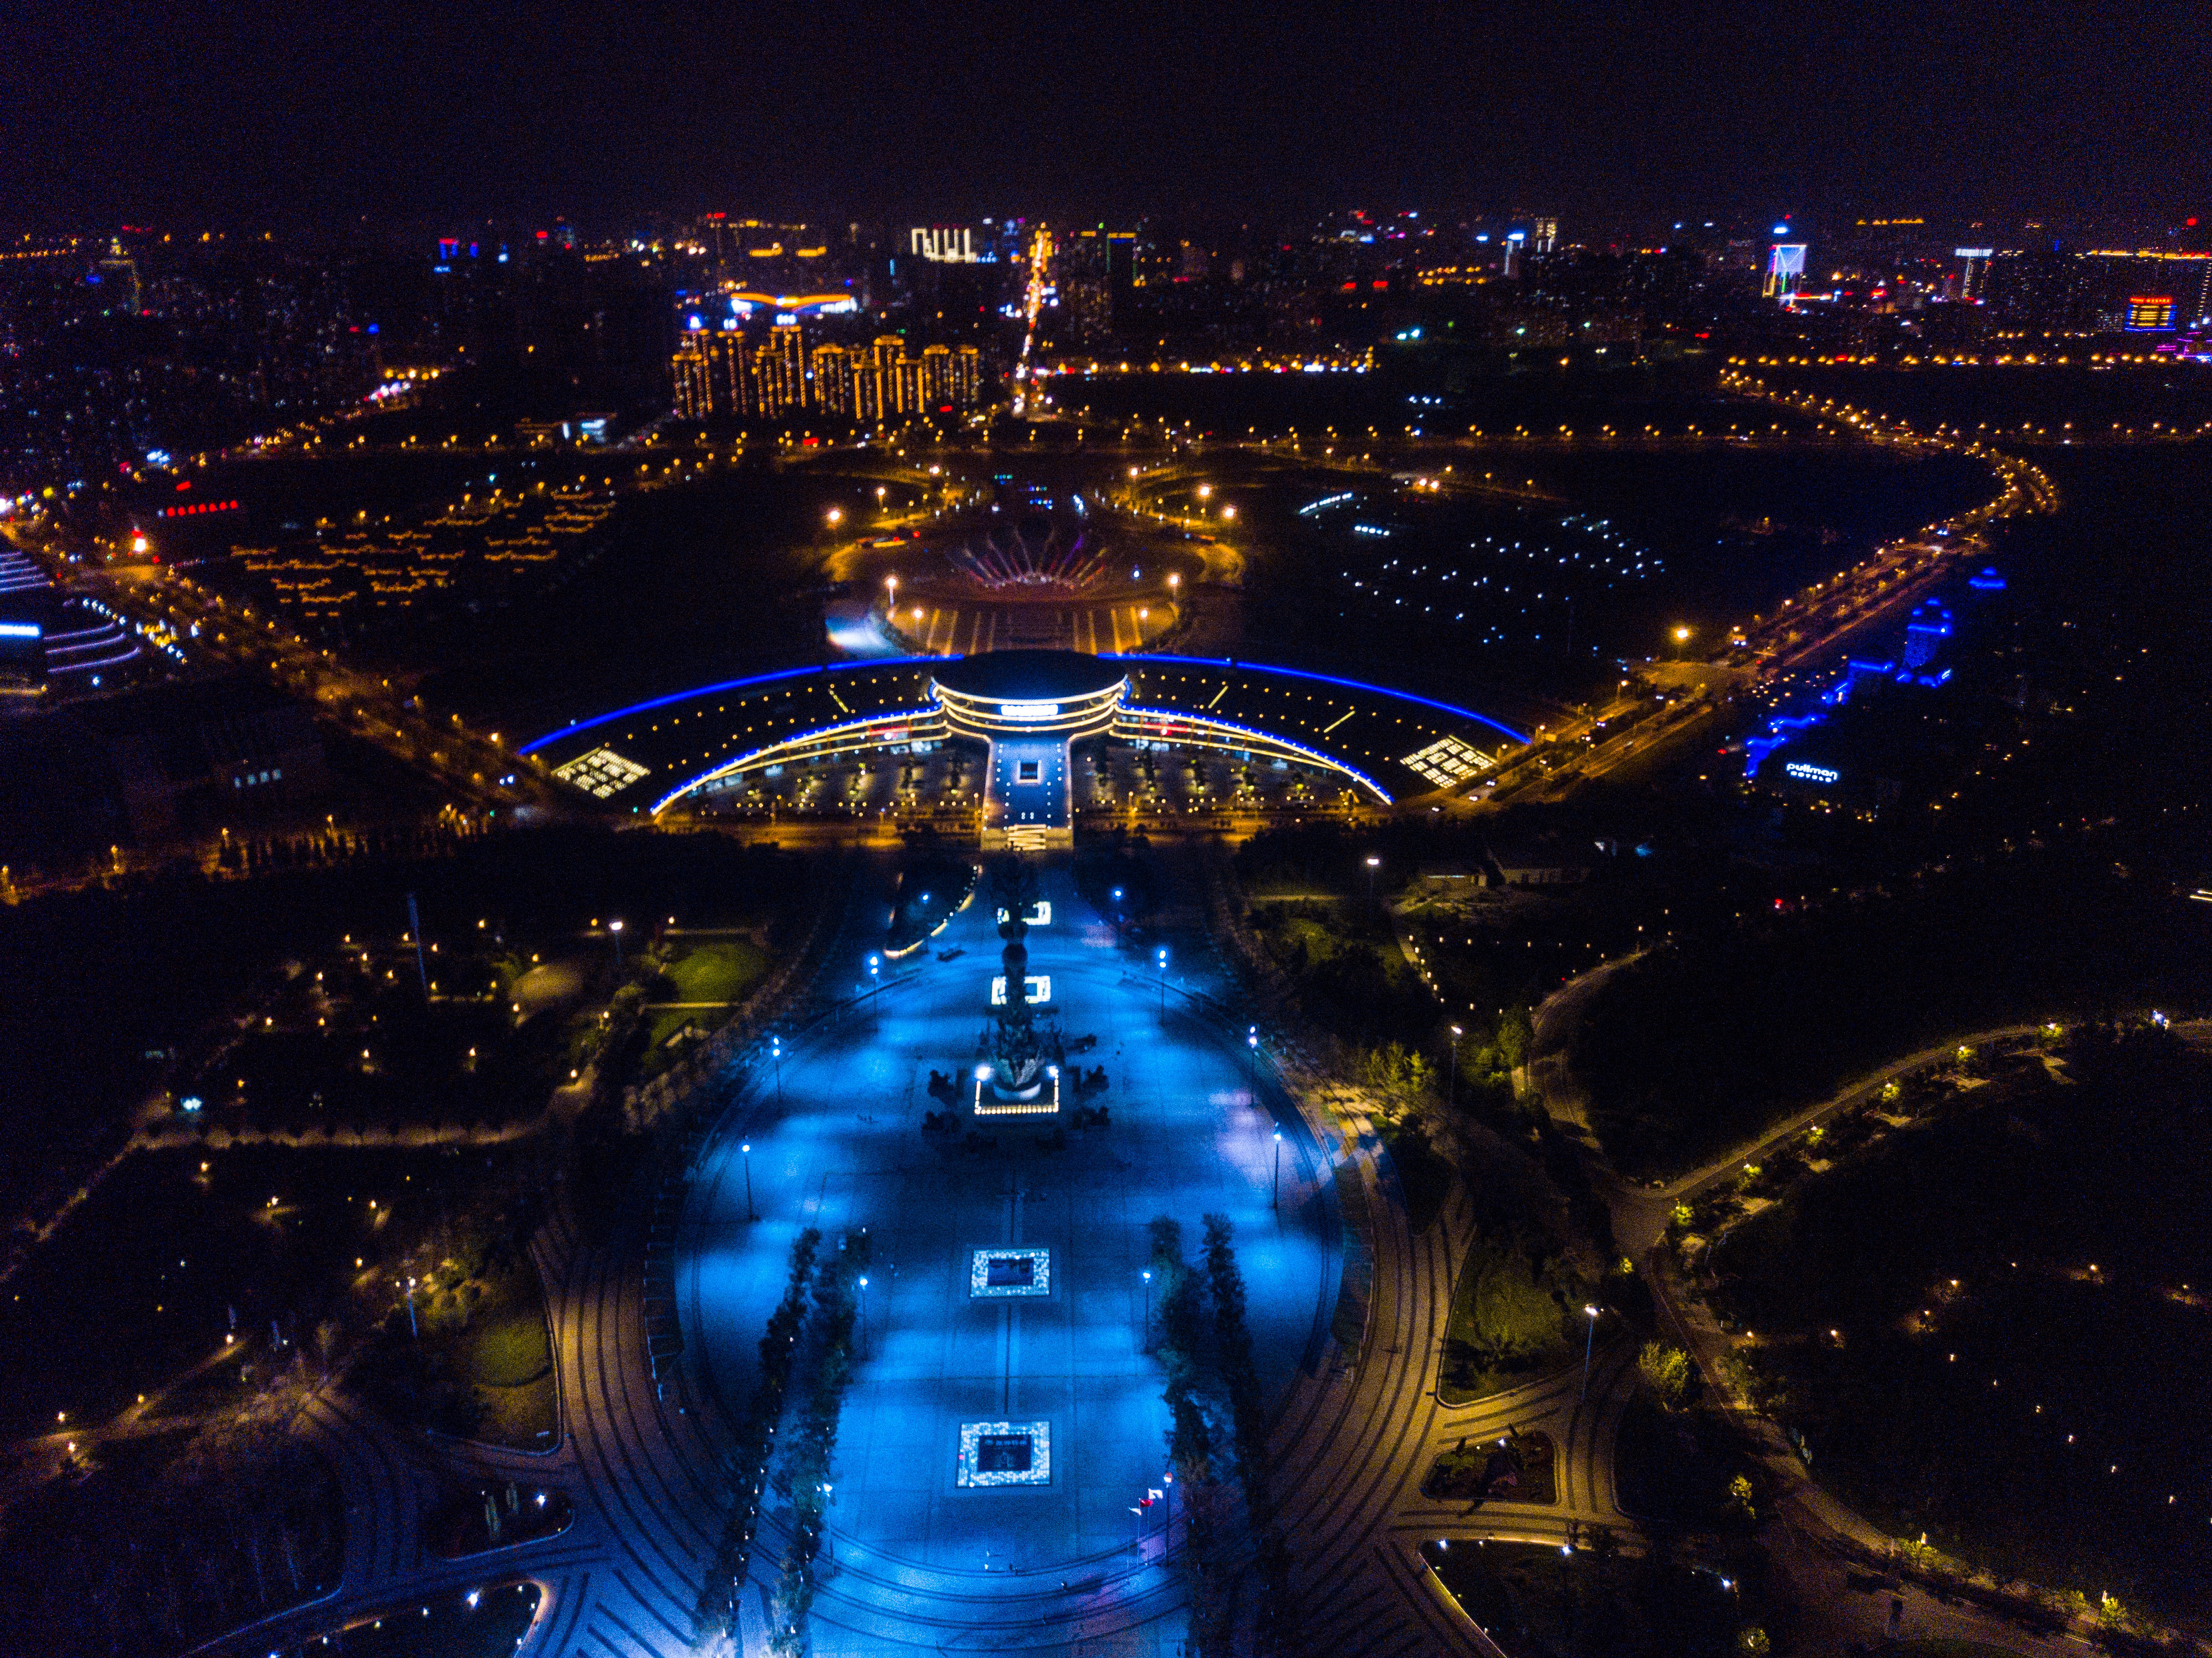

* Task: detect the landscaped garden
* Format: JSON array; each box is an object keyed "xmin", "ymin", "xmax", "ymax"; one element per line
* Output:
[
  {"xmin": 1698, "ymin": 1022, "xmax": 2212, "ymax": 1630},
  {"xmin": 284, "ymin": 1580, "xmax": 542, "ymax": 1658},
  {"xmin": 1439, "ymin": 1236, "xmax": 1588, "ymax": 1404},
  {"xmin": 1422, "ymin": 1429, "xmax": 1557, "ymax": 1506},
  {"xmin": 1564, "ymin": 852, "xmax": 2204, "ymax": 1180},
  {"xmin": 1418, "ymin": 1536, "xmax": 1753, "ymax": 1658}
]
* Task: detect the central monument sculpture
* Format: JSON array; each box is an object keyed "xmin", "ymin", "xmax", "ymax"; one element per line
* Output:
[{"xmin": 981, "ymin": 856, "xmax": 1062, "ymax": 1103}]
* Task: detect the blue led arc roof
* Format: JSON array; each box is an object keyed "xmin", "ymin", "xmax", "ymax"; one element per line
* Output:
[
  {"xmin": 517, "ymin": 656, "xmax": 955, "ymax": 755},
  {"xmin": 521, "ymin": 651, "xmax": 1529, "ymax": 758},
  {"xmin": 1105, "ymin": 653, "xmax": 1529, "ymax": 745}
]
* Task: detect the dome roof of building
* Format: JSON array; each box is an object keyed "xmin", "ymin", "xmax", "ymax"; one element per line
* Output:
[{"xmin": 929, "ymin": 650, "xmax": 1127, "ymax": 702}]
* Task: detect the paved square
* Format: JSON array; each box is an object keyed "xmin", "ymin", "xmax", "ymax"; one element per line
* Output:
[{"xmin": 680, "ymin": 857, "xmax": 1341, "ymax": 1579}]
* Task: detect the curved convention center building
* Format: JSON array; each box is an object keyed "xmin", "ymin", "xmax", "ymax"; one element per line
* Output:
[{"xmin": 523, "ymin": 650, "xmax": 1527, "ymax": 846}]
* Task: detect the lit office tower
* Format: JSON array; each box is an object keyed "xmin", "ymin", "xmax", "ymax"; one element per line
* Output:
[
  {"xmin": 921, "ymin": 343, "xmax": 954, "ymax": 409},
  {"xmin": 954, "ymin": 344, "xmax": 982, "ymax": 406},
  {"xmin": 811, "ymin": 343, "xmax": 856, "ymax": 417},
  {"xmin": 1532, "ymin": 217, "xmax": 1559, "ymax": 253}
]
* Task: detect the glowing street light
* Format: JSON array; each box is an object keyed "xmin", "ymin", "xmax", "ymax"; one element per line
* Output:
[
  {"xmin": 741, "ymin": 1142, "xmax": 757, "ymax": 1222},
  {"xmin": 1448, "ymin": 1024, "xmax": 1463, "ymax": 1108},
  {"xmin": 608, "ymin": 917, "xmax": 624, "ymax": 970},
  {"xmin": 1364, "ymin": 854, "xmax": 1381, "ymax": 902},
  {"xmin": 826, "ymin": 506, "xmax": 844, "ymax": 526},
  {"xmin": 1580, "ymin": 1304, "xmax": 1601, "ymax": 1403}
]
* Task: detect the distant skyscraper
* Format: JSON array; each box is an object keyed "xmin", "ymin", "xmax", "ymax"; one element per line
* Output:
[
  {"xmin": 1954, "ymin": 248, "xmax": 1993, "ymax": 302},
  {"xmin": 1764, "ymin": 243, "xmax": 1808, "ymax": 302},
  {"xmin": 2081, "ymin": 249, "xmax": 2212, "ymax": 331}
]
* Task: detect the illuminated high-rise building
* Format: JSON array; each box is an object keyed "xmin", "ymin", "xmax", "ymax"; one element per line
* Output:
[
  {"xmin": 954, "ymin": 344, "xmax": 982, "ymax": 406},
  {"xmin": 1954, "ymin": 247, "xmax": 1993, "ymax": 303},
  {"xmin": 771, "ymin": 323, "xmax": 807, "ymax": 406},
  {"xmin": 920, "ymin": 343, "xmax": 954, "ymax": 409},
  {"xmin": 670, "ymin": 322, "xmax": 752, "ymax": 419},
  {"xmin": 2080, "ymin": 249, "xmax": 2212, "ymax": 330},
  {"xmin": 1764, "ymin": 242, "xmax": 1808, "ymax": 302},
  {"xmin": 871, "ymin": 336, "xmax": 908, "ymax": 416},
  {"xmin": 811, "ymin": 343, "xmax": 856, "ymax": 416}
]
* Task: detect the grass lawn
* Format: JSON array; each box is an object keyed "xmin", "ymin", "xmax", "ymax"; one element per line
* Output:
[
  {"xmin": 431, "ymin": 1260, "xmax": 556, "ymax": 1450},
  {"xmin": 643, "ymin": 938, "xmax": 768, "ymax": 1052},
  {"xmin": 1439, "ymin": 1239, "xmax": 1579, "ymax": 1404}
]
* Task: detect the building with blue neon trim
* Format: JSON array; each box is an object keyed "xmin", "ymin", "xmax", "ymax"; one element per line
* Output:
[{"xmin": 523, "ymin": 650, "xmax": 1525, "ymax": 842}]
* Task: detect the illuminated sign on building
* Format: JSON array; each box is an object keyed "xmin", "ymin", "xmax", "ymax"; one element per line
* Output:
[
  {"xmin": 999, "ymin": 702, "xmax": 1061, "ymax": 720},
  {"xmin": 1784, "ymin": 761, "xmax": 1841, "ymax": 785},
  {"xmin": 2126, "ymin": 296, "xmax": 2177, "ymax": 331},
  {"xmin": 912, "ymin": 227, "xmax": 979, "ymax": 263}
]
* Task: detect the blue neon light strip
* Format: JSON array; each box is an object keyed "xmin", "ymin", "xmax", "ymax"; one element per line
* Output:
[
  {"xmin": 1104, "ymin": 653, "xmax": 1529, "ymax": 744},
  {"xmin": 518, "ymin": 656, "xmax": 956, "ymax": 756},
  {"xmin": 647, "ymin": 707, "xmax": 941, "ymax": 815},
  {"xmin": 1118, "ymin": 705, "xmax": 1393, "ymax": 804}
]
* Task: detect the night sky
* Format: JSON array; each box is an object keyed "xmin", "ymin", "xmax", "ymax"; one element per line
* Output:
[{"xmin": 4, "ymin": 0, "xmax": 2206, "ymax": 231}]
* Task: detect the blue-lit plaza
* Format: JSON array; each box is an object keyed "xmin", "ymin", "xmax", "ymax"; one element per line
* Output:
[{"xmin": 675, "ymin": 858, "xmax": 1340, "ymax": 1650}]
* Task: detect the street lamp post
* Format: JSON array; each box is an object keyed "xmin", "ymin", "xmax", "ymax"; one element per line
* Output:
[
  {"xmin": 771, "ymin": 1036, "xmax": 784, "ymax": 1107},
  {"xmin": 1272, "ymin": 1130, "xmax": 1283, "ymax": 1210},
  {"xmin": 1141, "ymin": 1268, "xmax": 1153, "ymax": 1352},
  {"xmin": 1364, "ymin": 854, "xmax": 1381, "ymax": 903},
  {"xmin": 1448, "ymin": 1025, "xmax": 1463, "ymax": 1109},
  {"xmin": 403, "ymin": 1276, "xmax": 419, "ymax": 1341},
  {"xmin": 609, "ymin": 918, "xmax": 624, "ymax": 971},
  {"xmin": 1580, "ymin": 1304, "xmax": 1600, "ymax": 1404},
  {"xmin": 1156, "ymin": 947, "xmax": 1168, "ymax": 1017},
  {"xmin": 857, "ymin": 1275, "xmax": 869, "ymax": 1359},
  {"xmin": 742, "ymin": 1142, "xmax": 757, "ymax": 1222}
]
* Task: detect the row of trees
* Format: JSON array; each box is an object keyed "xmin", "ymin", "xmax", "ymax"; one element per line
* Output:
[
  {"xmin": 769, "ymin": 1232, "xmax": 872, "ymax": 1657},
  {"xmin": 696, "ymin": 1228, "xmax": 821, "ymax": 1651}
]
